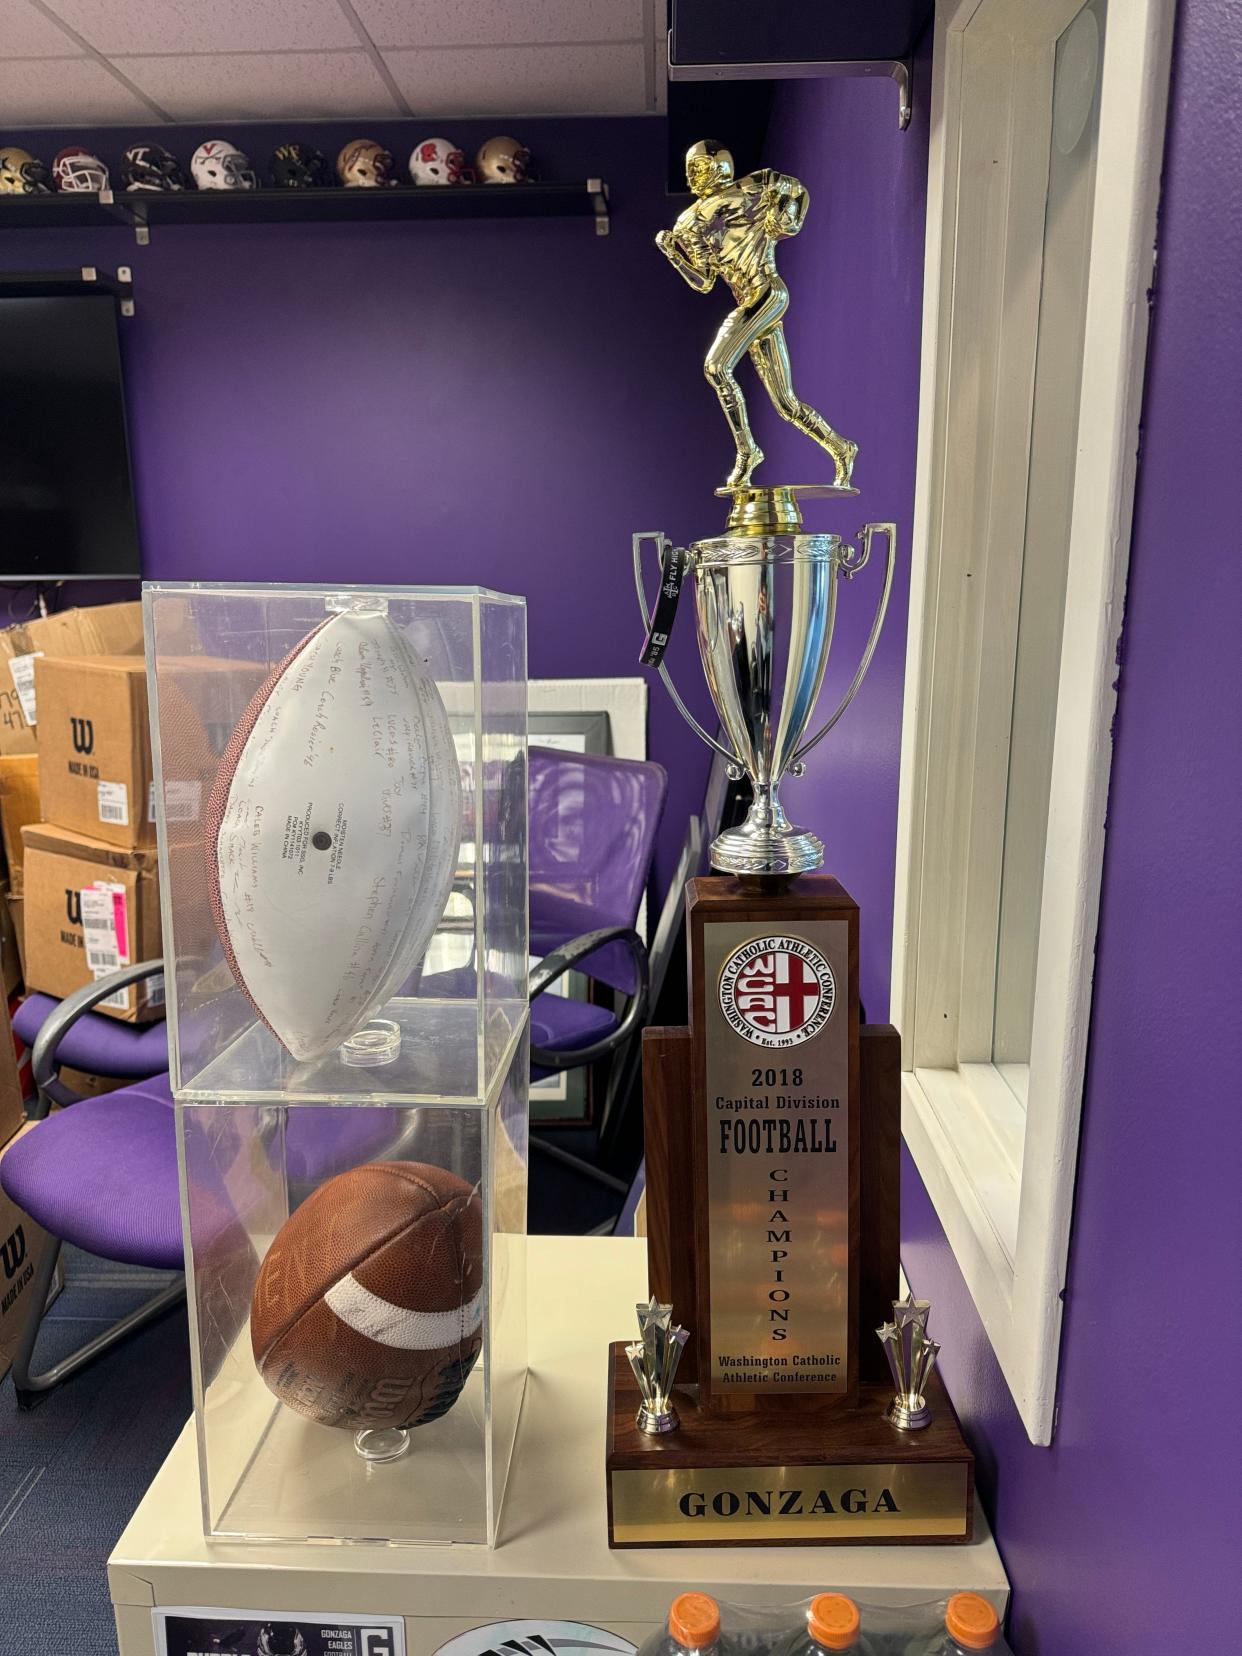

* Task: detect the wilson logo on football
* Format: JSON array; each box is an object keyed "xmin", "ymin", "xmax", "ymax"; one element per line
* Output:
[{"xmin": 719, "ymin": 934, "xmax": 835, "ymax": 1049}]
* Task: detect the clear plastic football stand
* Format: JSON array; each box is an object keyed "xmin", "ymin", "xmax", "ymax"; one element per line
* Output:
[
  {"xmin": 340, "ymin": 1019, "xmax": 402, "ymax": 1068},
  {"xmin": 144, "ymin": 583, "xmax": 528, "ymax": 1547}
]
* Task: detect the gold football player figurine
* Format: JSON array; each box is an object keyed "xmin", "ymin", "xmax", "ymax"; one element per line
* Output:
[{"xmin": 657, "ymin": 139, "xmax": 857, "ymax": 490}]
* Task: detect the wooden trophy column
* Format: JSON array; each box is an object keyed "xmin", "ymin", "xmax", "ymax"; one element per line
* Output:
[{"xmin": 606, "ymin": 874, "xmax": 974, "ymax": 1548}]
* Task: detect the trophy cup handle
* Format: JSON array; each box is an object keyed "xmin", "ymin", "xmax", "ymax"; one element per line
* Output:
[
  {"xmin": 790, "ymin": 521, "xmax": 897, "ymax": 768},
  {"xmin": 633, "ymin": 531, "xmax": 737, "ymax": 766}
]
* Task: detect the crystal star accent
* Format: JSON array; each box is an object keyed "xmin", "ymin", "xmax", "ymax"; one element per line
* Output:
[{"xmin": 625, "ymin": 1298, "xmax": 689, "ymax": 1435}]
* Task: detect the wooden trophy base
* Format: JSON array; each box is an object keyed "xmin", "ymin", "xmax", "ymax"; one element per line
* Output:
[{"xmin": 606, "ymin": 1349, "xmax": 975, "ymax": 1548}]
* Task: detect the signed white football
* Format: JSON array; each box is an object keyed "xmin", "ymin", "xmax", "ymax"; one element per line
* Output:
[{"xmin": 206, "ymin": 610, "xmax": 461, "ymax": 1061}]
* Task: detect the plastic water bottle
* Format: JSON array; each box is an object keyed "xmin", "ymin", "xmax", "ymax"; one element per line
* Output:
[
  {"xmin": 911, "ymin": 1594, "xmax": 1003, "ymax": 1655},
  {"xmin": 640, "ymin": 1594, "xmax": 729, "ymax": 1656},
  {"xmin": 776, "ymin": 1595, "xmax": 877, "ymax": 1656}
]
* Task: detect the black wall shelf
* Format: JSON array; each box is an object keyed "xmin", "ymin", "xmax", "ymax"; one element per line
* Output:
[{"xmin": 0, "ymin": 179, "xmax": 610, "ymax": 241}]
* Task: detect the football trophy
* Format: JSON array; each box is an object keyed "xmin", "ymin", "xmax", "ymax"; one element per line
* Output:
[{"xmin": 607, "ymin": 141, "xmax": 974, "ymax": 1549}]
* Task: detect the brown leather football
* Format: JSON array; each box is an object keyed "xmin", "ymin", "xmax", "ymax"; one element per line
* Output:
[{"xmin": 250, "ymin": 1160, "xmax": 484, "ymax": 1431}]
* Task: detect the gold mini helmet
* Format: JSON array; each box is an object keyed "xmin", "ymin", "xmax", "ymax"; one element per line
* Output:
[
  {"xmin": 685, "ymin": 138, "xmax": 733, "ymax": 197},
  {"xmin": 475, "ymin": 135, "xmax": 530, "ymax": 184},
  {"xmin": 336, "ymin": 139, "xmax": 395, "ymax": 187},
  {"xmin": 0, "ymin": 146, "xmax": 51, "ymax": 195}
]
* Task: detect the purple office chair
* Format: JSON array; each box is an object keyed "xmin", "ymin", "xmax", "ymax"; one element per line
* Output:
[
  {"xmin": 2, "ymin": 962, "xmax": 185, "ymax": 1407},
  {"xmin": 524, "ymin": 747, "xmax": 667, "ymax": 1229},
  {"xmin": 14, "ymin": 987, "xmax": 168, "ymax": 1117}
]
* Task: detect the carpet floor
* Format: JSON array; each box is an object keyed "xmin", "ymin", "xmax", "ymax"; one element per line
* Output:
[{"xmin": 0, "ymin": 1246, "xmax": 191, "ymax": 1656}]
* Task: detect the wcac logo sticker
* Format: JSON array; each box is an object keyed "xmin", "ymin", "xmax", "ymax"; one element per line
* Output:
[{"xmin": 719, "ymin": 934, "xmax": 835, "ymax": 1048}]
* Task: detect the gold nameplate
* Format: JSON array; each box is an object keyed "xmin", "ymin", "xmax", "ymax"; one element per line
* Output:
[
  {"xmin": 610, "ymin": 1461, "xmax": 970, "ymax": 1546},
  {"xmin": 701, "ymin": 919, "xmax": 853, "ymax": 1399}
]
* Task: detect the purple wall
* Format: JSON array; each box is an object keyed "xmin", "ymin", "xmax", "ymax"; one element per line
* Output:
[
  {"xmin": 0, "ymin": 116, "xmax": 723, "ymax": 891},
  {"xmin": 768, "ymin": 7, "xmax": 1241, "ymax": 1652},
  {"xmin": 749, "ymin": 71, "xmax": 929, "ymax": 1020}
]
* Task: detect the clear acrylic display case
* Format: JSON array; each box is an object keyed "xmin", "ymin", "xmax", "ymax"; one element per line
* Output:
[
  {"xmin": 145, "ymin": 583, "xmax": 528, "ymax": 1546},
  {"xmin": 179, "ymin": 1035, "xmax": 528, "ymax": 1545},
  {"xmin": 144, "ymin": 583, "xmax": 527, "ymax": 1103}
]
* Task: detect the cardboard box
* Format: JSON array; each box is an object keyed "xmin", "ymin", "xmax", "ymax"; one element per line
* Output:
[
  {"xmin": 0, "ymin": 992, "xmax": 24, "ymax": 1150},
  {"xmin": 35, "ymin": 656, "xmax": 155, "ymax": 851},
  {"xmin": 0, "ymin": 600, "xmax": 143, "ymax": 756},
  {"xmin": 0, "ymin": 1122, "xmax": 64, "ymax": 1384},
  {"xmin": 0, "ymin": 754, "xmax": 39, "ymax": 876},
  {"xmin": 0, "ymin": 880, "xmax": 19, "ymax": 999},
  {"xmin": 7, "ymin": 864, "xmax": 23, "ymax": 980},
  {"xmin": 21, "ymin": 823, "xmax": 162, "ymax": 1023}
]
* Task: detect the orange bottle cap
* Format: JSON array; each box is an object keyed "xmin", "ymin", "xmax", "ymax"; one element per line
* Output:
[
  {"xmin": 946, "ymin": 1593, "xmax": 1000, "ymax": 1650},
  {"xmin": 807, "ymin": 1593, "xmax": 861, "ymax": 1650},
  {"xmin": 669, "ymin": 1593, "xmax": 721, "ymax": 1650}
]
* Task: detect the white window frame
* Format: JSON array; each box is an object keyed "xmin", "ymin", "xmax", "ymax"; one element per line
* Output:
[{"xmin": 891, "ymin": 0, "xmax": 1175, "ymax": 1444}]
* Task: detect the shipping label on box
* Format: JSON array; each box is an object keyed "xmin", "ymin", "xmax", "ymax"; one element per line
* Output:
[{"xmin": 35, "ymin": 655, "xmax": 155, "ymax": 851}]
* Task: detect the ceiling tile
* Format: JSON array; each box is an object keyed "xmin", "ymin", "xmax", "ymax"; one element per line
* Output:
[
  {"xmin": 352, "ymin": 0, "xmax": 646, "ymax": 50},
  {"xmin": 113, "ymin": 49, "xmax": 399, "ymax": 121},
  {"xmin": 0, "ymin": 55, "xmax": 155, "ymax": 123},
  {"xmin": 4, "ymin": 0, "xmax": 80, "ymax": 56},
  {"xmin": 383, "ymin": 41, "xmax": 650, "ymax": 116},
  {"xmin": 41, "ymin": 0, "xmax": 357, "ymax": 56}
]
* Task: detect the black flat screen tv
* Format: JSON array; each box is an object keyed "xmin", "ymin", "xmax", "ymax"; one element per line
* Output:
[{"xmin": 0, "ymin": 289, "xmax": 141, "ymax": 579}]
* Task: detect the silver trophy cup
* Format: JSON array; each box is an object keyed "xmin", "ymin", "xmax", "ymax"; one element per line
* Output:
[{"xmin": 635, "ymin": 498, "xmax": 895, "ymax": 878}]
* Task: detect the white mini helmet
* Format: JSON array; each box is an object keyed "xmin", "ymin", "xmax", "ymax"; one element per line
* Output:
[
  {"xmin": 191, "ymin": 139, "xmax": 257, "ymax": 191},
  {"xmin": 408, "ymin": 137, "xmax": 471, "ymax": 185}
]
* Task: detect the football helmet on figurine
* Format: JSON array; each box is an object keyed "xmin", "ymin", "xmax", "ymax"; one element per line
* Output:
[
  {"xmin": 0, "ymin": 146, "xmax": 51, "ymax": 195},
  {"xmin": 52, "ymin": 146, "xmax": 109, "ymax": 193},
  {"xmin": 121, "ymin": 142, "xmax": 186, "ymax": 192},
  {"xmin": 475, "ymin": 135, "xmax": 530, "ymax": 184},
  {"xmin": 336, "ymin": 139, "xmax": 395, "ymax": 187},
  {"xmin": 408, "ymin": 136, "xmax": 471, "ymax": 185},
  {"xmin": 267, "ymin": 141, "xmax": 331, "ymax": 189},
  {"xmin": 191, "ymin": 139, "xmax": 258, "ymax": 191}
]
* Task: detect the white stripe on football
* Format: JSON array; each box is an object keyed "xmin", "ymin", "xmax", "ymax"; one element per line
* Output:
[{"xmin": 324, "ymin": 1273, "xmax": 485, "ymax": 1350}]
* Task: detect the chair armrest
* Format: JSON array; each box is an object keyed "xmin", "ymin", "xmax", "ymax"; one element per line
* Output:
[
  {"xmin": 31, "ymin": 958, "xmax": 166, "ymax": 1116},
  {"xmin": 528, "ymin": 927, "xmax": 649, "ymax": 1072}
]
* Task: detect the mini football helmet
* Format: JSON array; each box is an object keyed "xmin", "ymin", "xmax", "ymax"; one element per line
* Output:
[
  {"xmin": 0, "ymin": 146, "xmax": 51, "ymax": 195},
  {"xmin": 191, "ymin": 139, "xmax": 257, "ymax": 191},
  {"xmin": 121, "ymin": 143, "xmax": 186, "ymax": 193},
  {"xmin": 336, "ymin": 139, "xmax": 395, "ymax": 188},
  {"xmin": 52, "ymin": 146, "xmax": 109, "ymax": 193},
  {"xmin": 475, "ymin": 135, "xmax": 530, "ymax": 184},
  {"xmin": 268, "ymin": 142, "xmax": 331, "ymax": 189},
  {"xmin": 408, "ymin": 136, "xmax": 471, "ymax": 186}
]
